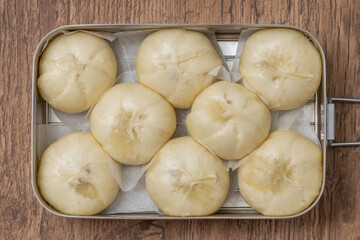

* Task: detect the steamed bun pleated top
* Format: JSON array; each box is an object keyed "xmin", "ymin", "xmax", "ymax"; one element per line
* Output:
[
  {"xmin": 237, "ymin": 130, "xmax": 322, "ymax": 216},
  {"xmin": 146, "ymin": 137, "xmax": 229, "ymax": 216},
  {"xmin": 186, "ymin": 81, "xmax": 271, "ymax": 160},
  {"xmin": 136, "ymin": 29, "xmax": 223, "ymax": 109},
  {"xmin": 90, "ymin": 83, "xmax": 176, "ymax": 165},
  {"xmin": 37, "ymin": 132, "xmax": 119, "ymax": 215},
  {"xmin": 37, "ymin": 32, "xmax": 117, "ymax": 113},
  {"xmin": 239, "ymin": 28, "xmax": 322, "ymax": 110}
]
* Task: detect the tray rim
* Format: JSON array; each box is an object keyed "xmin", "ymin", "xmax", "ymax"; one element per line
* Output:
[{"xmin": 31, "ymin": 23, "xmax": 327, "ymax": 220}]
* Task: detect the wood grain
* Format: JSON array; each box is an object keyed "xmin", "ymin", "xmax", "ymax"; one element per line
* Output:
[{"xmin": 1, "ymin": 0, "xmax": 359, "ymax": 239}]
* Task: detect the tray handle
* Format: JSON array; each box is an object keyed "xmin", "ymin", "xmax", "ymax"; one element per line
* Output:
[{"xmin": 327, "ymin": 97, "xmax": 360, "ymax": 147}]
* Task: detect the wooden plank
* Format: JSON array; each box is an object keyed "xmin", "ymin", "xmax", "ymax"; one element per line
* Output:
[{"xmin": 0, "ymin": 0, "xmax": 359, "ymax": 239}]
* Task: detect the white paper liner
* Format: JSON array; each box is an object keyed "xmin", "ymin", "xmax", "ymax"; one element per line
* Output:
[
  {"xmin": 107, "ymin": 155, "xmax": 153, "ymax": 192},
  {"xmin": 221, "ymin": 170, "xmax": 249, "ymax": 208},
  {"xmin": 37, "ymin": 28, "xmax": 322, "ymax": 214},
  {"xmin": 51, "ymin": 109, "xmax": 90, "ymax": 132},
  {"xmin": 37, "ymin": 124, "xmax": 75, "ymax": 160},
  {"xmin": 100, "ymin": 175, "xmax": 161, "ymax": 214}
]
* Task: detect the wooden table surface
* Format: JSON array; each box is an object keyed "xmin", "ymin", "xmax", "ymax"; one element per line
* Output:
[{"xmin": 1, "ymin": 0, "xmax": 359, "ymax": 239}]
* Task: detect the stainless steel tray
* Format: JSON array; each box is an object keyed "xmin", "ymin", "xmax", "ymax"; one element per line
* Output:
[{"xmin": 32, "ymin": 24, "xmax": 330, "ymax": 219}]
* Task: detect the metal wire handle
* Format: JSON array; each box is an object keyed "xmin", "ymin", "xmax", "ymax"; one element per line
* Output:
[{"xmin": 327, "ymin": 97, "xmax": 360, "ymax": 147}]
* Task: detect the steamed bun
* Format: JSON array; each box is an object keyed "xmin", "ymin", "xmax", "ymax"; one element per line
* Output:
[
  {"xmin": 90, "ymin": 83, "xmax": 176, "ymax": 165},
  {"xmin": 38, "ymin": 32, "xmax": 117, "ymax": 113},
  {"xmin": 146, "ymin": 137, "xmax": 229, "ymax": 216},
  {"xmin": 239, "ymin": 28, "xmax": 322, "ymax": 110},
  {"xmin": 37, "ymin": 132, "xmax": 119, "ymax": 215},
  {"xmin": 136, "ymin": 29, "xmax": 223, "ymax": 109},
  {"xmin": 238, "ymin": 130, "xmax": 322, "ymax": 216},
  {"xmin": 186, "ymin": 81, "xmax": 271, "ymax": 160}
]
